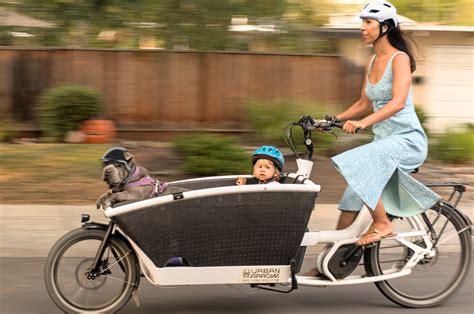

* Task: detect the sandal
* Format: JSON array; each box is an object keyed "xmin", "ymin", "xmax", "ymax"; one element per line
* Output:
[{"xmin": 356, "ymin": 224, "xmax": 397, "ymax": 246}]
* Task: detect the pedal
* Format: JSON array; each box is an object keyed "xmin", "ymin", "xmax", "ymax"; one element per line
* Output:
[{"xmin": 132, "ymin": 290, "xmax": 140, "ymax": 307}]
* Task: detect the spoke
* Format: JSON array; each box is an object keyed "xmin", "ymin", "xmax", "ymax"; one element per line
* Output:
[
  {"xmin": 100, "ymin": 251, "xmax": 130, "ymax": 274},
  {"xmin": 77, "ymin": 287, "xmax": 92, "ymax": 305},
  {"xmin": 68, "ymin": 285, "xmax": 87, "ymax": 301},
  {"xmin": 59, "ymin": 271, "xmax": 81, "ymax": 290},
  {"xmin": 101, "ymin": 274, "xmax": 133, "ymax": 286},
  {"xmin": 435, "ymin": 226, "xmax": 470, "ymax": 246}
]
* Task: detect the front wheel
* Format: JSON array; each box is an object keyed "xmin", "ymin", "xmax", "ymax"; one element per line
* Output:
[
  {"xmin": 364, "ymin": 202, "xmax": 472, "ymax": 308},
  {"xmin": 44, "ymin": 227, "xmax": 140, "ymax": 313}
]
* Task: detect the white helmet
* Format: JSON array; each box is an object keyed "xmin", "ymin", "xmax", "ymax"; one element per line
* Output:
[{"xmin": 359, "ymin": 1, "xmax": 398, "ymax": 27}]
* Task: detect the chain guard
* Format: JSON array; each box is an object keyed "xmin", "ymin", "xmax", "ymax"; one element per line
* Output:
[{"xmin": 327, "ymin": 244, "xmax": 364, "ymax": 279}]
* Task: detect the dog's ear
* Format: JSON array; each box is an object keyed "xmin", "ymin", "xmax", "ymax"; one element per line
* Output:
[{"xmin": 124, "ymin": 151, "xmax": 134, "ymax": 161}]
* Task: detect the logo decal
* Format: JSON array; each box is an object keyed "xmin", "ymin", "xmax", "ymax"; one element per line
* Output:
[{"xmin": 241, "ymin": 268, "xmax": 281, "ymax": 282}]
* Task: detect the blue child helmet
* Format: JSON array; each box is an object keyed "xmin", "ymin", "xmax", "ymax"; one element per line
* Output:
[{"xmin": 252, "ymin": 145, "xmax": 284, "ymax": 171}]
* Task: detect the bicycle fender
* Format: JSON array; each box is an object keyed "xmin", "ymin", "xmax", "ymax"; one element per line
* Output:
[
  {"xmin": 82, "ymin": 222, "xmax": 109, "ymax": 231},
  {"xmin": 82, "ymin": 222, "xmax": 137, "ymax": 250},
  {"xmin": 441, "ymin": 201, "xmax": 472, "ymax": 235}
]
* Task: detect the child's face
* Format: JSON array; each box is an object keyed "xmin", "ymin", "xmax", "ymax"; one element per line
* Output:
[{"xmin": 252, "ymin": 159, "xmax": 277, "ymax": 182}]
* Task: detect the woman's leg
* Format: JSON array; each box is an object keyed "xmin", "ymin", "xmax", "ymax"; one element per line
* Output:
[
  {"xmin": 336, "ymin": 211, "xmax": 359, "ymax": 230},
  {"xmin": 355, "ymin": 199, "xmax": 395, "ymax": 246}
]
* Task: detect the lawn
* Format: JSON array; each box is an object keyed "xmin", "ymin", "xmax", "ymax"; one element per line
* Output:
[
  {"xmin": 0, "ymin": 144, "xmax": 111, "ymax": 204},
  {"xmin": 1, "ymin": 143, "xmax": 472, "ymax": 207}
]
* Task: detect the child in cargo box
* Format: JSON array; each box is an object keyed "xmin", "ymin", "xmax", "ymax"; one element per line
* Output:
[{"xmin": 236, "ymin": 146, "xmax": 284, "ymax": 185}]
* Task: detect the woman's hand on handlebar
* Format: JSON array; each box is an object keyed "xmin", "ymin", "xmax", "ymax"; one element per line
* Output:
[{"xmin": 342, "ymin": 120, "xmax": 365, "ymax": 134}]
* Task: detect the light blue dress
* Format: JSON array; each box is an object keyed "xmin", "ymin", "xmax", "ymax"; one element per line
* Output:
[{"xmin": 332, "ymin": 51, "xmax": 440, "ymax": 217}]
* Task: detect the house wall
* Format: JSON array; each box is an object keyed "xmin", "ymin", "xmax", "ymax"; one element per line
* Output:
[
  {"xmin": 412, "ymin": 32, "xmax": 473, "ymax": 132},
  {"xmin": 336, "ymin": 30, "xmax": 473, "ymax": 132}
]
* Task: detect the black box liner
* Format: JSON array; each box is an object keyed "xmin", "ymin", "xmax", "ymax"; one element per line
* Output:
[{"xmin": 112, "ymin": 187, "xmax": 316, "ymax": 268}]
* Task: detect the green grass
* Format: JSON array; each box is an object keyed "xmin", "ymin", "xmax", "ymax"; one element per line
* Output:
[
  {"xmin": 0, "ymin": 144, "xmax": 113, "ymax": 203},
  {"xmin": 1, "ymin": 144, "xmax": 105, "ymax": 174}
]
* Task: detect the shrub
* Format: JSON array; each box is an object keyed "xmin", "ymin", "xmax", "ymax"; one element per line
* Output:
[
  {"xmin": 415, "ymin": 105, "xmax": 429, "ymax": 135},
  {"xmin": 244, "ymin": 99, "xmax": 338, "ymax": 155},
  {"xmin": 429, "ymin": 126, "xmax": 474, "ymax": 164},
  {"xmin": 174, "ymin": 133, "xmax": 249, "ymax": 175},
  {"xmin": 38, "ymin": 85, "xmax": 104, "ymax": 141}
]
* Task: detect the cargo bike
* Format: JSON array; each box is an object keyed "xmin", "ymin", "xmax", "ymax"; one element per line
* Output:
[{"xmin": 44, "ymin": 116, "xmax": 472, "ymax": 313}]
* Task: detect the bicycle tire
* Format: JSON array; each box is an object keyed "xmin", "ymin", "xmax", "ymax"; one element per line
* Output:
[
  {"xmin": 364, "ymin": 202, "xmax": 471, "ymax": 308},
  {"xmin": 44, "ymin": 228, "xmax": 140, "ymax": 313}
]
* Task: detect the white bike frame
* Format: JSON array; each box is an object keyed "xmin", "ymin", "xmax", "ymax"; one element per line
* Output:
[{"xmin": 104, "ymin": 158, "xmax": 434, "ymax": 288}]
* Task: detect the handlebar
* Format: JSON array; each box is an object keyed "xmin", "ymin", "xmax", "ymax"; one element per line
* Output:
[{"xmin": 284, "ymin": 115, "xmax": 351, "ymax": 161}]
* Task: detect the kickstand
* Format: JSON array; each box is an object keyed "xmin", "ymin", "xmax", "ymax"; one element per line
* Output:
[
  {"xmin": 132, "ymin": 290, "xmax": 141, "ymax": 307},
  {"xmin": 253, "ymin": 259, "xmax": 298, "ymax": 293}
]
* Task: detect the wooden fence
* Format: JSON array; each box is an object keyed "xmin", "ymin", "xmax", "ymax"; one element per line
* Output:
[{"xmin": 0, "ymin": 48, "xmax": 363, "ymax": 131}]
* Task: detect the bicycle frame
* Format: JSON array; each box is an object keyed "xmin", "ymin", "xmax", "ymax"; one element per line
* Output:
[
  {"xmin": 45, "ymin": 116, "xmax": 472, "ymax": 313},
  {"xmin": 97, "ymin": 157, "xmax": 435, "ymax": 288}
]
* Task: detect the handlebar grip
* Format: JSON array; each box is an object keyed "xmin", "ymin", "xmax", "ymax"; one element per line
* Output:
[
  {"xmin": 333, "ymin": 120, "xmax": 344, "ymax": 129},
  {"xmin": 333, "ymin": 120, "xmax": 361, "ymax": 133}
]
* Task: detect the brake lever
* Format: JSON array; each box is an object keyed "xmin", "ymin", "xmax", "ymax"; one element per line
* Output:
[
  {"xmin": 313, "ymin": 119, "xmax": 338, "ymax": 137},
  {"xmin": 298, "ymin": 116, "xmax": 317, "ymax": 131}
]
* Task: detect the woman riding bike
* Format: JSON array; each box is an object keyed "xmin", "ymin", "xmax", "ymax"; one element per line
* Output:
[{"xmin": 315, "ymin": 1, "xmax": 440, "ymax": 255}]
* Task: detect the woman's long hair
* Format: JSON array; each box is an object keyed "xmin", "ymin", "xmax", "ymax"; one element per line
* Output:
[{"xmin": 385, "ymin": 20, "xmax": 417, "ymax": 72}]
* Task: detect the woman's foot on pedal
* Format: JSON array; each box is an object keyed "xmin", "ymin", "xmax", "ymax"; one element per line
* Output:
[{"xmin": 356, "ymin": 222, "xmax": 397, "ymax": 246}]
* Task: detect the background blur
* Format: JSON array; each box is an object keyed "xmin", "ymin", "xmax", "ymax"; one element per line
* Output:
[
  {"xmin": 0, "ymin": 0, "xmax": 473, "ymax": 205},
  {"xmin": 0, "ymin": 3, "xmax": 472, "ymax": 313}
]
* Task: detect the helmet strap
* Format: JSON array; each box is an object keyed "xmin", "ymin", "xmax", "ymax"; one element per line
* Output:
[
  {"xmin": 375, "ymin": 22, "xmax": 392, "ymax": 42},
  {"xmin": 122, "ymin": 164, "xmax": 137, "ymax": 187}
]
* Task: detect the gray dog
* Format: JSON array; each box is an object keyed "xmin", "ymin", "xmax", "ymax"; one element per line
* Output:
[{"xmin": 96, "ymin": 147, "xmax": 166, "ymax": 209}]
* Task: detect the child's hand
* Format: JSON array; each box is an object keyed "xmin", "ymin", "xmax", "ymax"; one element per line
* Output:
[{"xmin": 236, "ymin": 177, "xmax": 246, "ymax": 185}]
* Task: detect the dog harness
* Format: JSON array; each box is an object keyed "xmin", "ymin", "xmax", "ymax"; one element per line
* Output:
[{"xmin": 126, "ymin": 167, "xmax": 167, "ymax": 198}]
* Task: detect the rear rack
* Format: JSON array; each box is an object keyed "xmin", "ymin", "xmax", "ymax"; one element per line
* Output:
[{"xmin": 424, "ymin": 182, "xmax": 467, "ymax": 207}]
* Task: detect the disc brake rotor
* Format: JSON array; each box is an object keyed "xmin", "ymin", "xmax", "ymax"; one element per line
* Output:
[{"xmin": 75, "ymin": 258, "xmax": 108, "ymax": 290}]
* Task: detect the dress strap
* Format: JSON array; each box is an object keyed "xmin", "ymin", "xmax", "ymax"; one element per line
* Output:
[
  {"xmin": 389, "ymin": 51, "xmax": 408, "ymax": 64},
  {"xmin": 367, "ymin": 54, "xmax": 377, "ymax": 80}
]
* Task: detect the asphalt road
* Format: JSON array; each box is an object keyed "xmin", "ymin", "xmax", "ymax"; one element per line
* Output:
[
  {"xmin": 1, "ymin": 255, "xmax": 472, "ymax": 314},
  {"xmin": 1, "ymin": 204, "xmax": 473, "ymax": 313}
]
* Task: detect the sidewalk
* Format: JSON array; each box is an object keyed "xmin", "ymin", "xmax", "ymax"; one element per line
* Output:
[{"xmin": 0, "ymin": 203, "xmax": 342, "ymax": 257}]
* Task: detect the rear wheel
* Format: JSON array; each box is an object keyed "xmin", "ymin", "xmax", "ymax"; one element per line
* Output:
[
  {"xmin": 364, "ymin": 202, "xmax": 471, "ymax": 308},
  {"xmin": 44, "ymin": 228, "xmax": 139, "ymax": 313}
]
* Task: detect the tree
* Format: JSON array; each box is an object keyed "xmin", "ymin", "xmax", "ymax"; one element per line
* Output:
[
  {"xmin": 394, "ymin": 0, "xmax": 474, "ymax": 26},
  {"xmin": 6, "ymin": 0, "xmax": 331, "ymax": 51}
]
